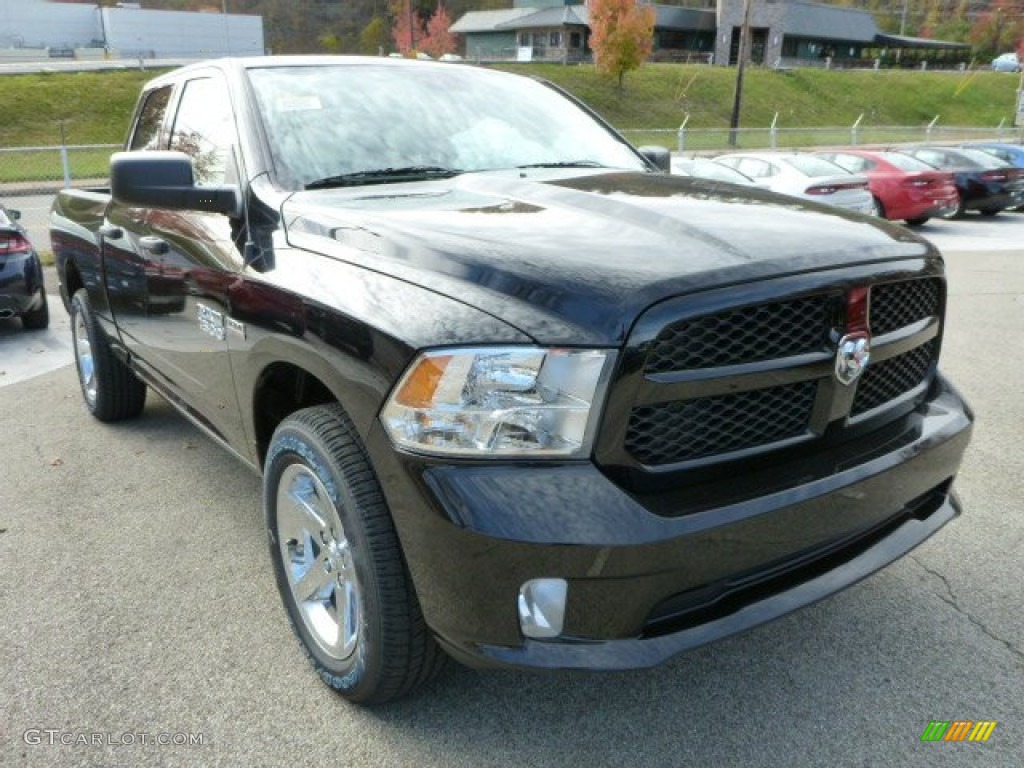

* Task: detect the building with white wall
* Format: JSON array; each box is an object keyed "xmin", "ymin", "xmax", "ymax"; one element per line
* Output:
[{"xmin": 0, "ymin": 0, "xmax": 263, "ymax": 59}]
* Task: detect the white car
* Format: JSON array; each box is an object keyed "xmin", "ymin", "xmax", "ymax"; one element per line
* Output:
[
  {"xmin": 992, "ymin": 52, "xmax": 1021, "ymax": 72},
  {"xmin": 714, "ymin": 152, "xmax": 875, "ymax": 214}
]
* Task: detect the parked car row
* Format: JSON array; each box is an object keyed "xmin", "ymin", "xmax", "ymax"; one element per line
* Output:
[
  {"xmin": 0, "ymin": 202, "xmax": 48, "ymax": 331},
  {"xmin": 672, "ymin": 144, "xmax": 1024, "ymax": 225}
]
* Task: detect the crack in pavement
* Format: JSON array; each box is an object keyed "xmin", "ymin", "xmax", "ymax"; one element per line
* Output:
[{"xmin": 911, "ymin": 554, "xmax": 1024, "ymax": 665}]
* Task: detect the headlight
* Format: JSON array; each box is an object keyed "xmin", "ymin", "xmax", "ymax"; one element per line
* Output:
[{"xmin": 380, "ymin": 346, "xmax": 613, "ymax": 457}]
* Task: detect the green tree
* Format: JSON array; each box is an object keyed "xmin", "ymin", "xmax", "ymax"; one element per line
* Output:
[
  {"xmin": 319, "ymin": 33, "xmax": 342, "ymax": 52},
  {"xmin": 589, "ymin": 0, "xmax": 655, "ymax": 89},
  {"xmin": 969, "ymin": 0, "xmax": 1024, "ymax": 58},
  {"xmin": 360, "ymin": 16, "xmax": 391, "ymax": 55}
]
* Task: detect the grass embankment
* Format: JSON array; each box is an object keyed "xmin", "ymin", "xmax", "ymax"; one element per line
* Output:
[
  {"xmin": 0, "ymin": 69, "xmax": 163, "ymax": 183},
  {"xmin": 0, "ymin": 63, "xmax": 1019, "ymax": 180},
  {"xmin": 506, "ymin": 64, "xmax": 1019, "ymax": 129}
]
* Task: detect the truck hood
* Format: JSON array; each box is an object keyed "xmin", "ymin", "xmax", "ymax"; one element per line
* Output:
[{"xmin": 281, "ymin": 170, "xmax": 934, "ymax": 345}]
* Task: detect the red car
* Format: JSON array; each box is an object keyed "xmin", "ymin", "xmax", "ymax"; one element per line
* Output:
[{"xmin": 815, "ymin": 150, "xmax": 958, "ymax": 226}]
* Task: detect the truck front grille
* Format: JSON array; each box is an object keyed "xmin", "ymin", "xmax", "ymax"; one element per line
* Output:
[
  {"xmin": 851, "ymin": 340, "xmax": 936, "ymax": 416},
  {"xmin": 645, "ymin": 295, "xmax": 832, "ymax": 372},
  {"xmin": 625, "ymin": 381, "xmax": 817, "ymax": 465},
  {"xmin": 870, "ymin": 278, "xmax": 940, "ymax": 336},
  {"xmin": 619, "ymin": 277, "xmax": 942, "ymax": 470}
]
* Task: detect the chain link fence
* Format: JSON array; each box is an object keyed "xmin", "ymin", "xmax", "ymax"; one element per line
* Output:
[
  {"xmin": 620, "ymin": 122, "xmax": 1024, "ymax": 153},
  {"xmin": 0, "ymin": 144, "xmax": 120, "ymax": 191}
]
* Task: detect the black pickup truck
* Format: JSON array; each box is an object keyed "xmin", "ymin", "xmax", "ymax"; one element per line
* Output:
[{"xmin": 51, "ymin": 56, "xmax": 972, "ymax": 704}]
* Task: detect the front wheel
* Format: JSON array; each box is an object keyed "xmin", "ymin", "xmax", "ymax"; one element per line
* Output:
[
  {"xmin": 904, "ymin": 216, "xmax": 929, "ymax": 227},
  {"xmin": 870, "ymin": 196, "xmax": 885, "ymax": 218},
  {"xmin": 980, "ymin": 207, "xmax": 1001, "ymax": 217},
  {"xmin": 70, "ymin": 289, "xmax": 146, "ymax": 421},
  {"xmin": 264, "ymin": 404, "xmax": 447, "ymax": 705}
]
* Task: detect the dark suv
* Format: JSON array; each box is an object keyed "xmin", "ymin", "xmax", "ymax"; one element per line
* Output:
[{"xmin": 0, "ymin": 203, "xmax": 48, "ymax": 330}]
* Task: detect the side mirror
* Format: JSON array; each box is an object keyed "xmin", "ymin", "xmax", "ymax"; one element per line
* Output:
[
  {"xmin": 638, "ymin": 145, "xmax": 671, "ymax": 173},
  {"xmin": 8, "ymin": 209, "xmax": 21, "ymax": 220},
  {"xmin": 111, "ymin": 150, "xmax": 240, "ymax": 216}
]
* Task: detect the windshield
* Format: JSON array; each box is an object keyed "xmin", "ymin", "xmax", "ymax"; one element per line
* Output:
[{"xmin": 246, "ymin": 62, "xmax": 647, "ymax": 190}]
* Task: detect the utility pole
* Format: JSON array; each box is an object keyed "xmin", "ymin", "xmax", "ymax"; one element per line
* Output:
[
  {"xmin": 408, "ymin": 0, "xmax": 416, "ymax": 54},
  {"xmin": 728, "ymin": 0, "xmax": 753, "ymax": 148},
  {"xmin": 97, "ymin": 2, "xmax": 108, "ymax": 51}
]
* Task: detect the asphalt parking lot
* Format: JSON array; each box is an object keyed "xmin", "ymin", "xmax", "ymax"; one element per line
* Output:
[{"xmin": 1, "ymin": 202, "xmax": 1022, "ymax": 767}]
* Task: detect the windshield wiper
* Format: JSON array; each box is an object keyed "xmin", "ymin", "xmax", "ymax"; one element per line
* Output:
[
  {"xmin": 305, "ymin": 166, "xmax": 462, "ymax": 190},
  {"xmin": 516, "ymin": 161, "xmax": 608, "ymax": 170}
]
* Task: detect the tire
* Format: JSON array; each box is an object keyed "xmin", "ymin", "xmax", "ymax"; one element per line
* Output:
[
  {"xmin": 980, "ymin": 207, "xmax": 1001, "ymax": 217},
  {"xmin": 264, "ymin": 404, "xmax": 447, "ymax": 705},
  {"xmin": 70, "ymin": 288, "xmax": 146, "ymax": 422},
  {"xmin": 21, "ymin": 287, "xmax": 49, "ymax": 330},
  {"xmin": 870, "ymin": 196, "xmax": 885, "ymax": 218},
  {"xmin": 944, "ymin": 196, "xmax": 966, "ymax": 219},
  {"xmin": 904, "ymin": 216, "xmax": 929, "ymax": 227}
]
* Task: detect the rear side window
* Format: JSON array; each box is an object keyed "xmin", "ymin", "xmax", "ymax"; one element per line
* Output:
[
  {"xmin": 128, "ymin": 86, "xmax": 173, "ymax": 151},
  {"xmin": 737, "ymin": 158, "xmax": 770, "ymax": 178}
]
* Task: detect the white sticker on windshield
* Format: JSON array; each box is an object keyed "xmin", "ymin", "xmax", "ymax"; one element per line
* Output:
[{"xmin": 277, "ymin": 96, "xmax": 323, "ymax": 112}]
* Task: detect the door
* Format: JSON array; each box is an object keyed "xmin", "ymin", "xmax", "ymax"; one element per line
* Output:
[
  {"xmin": 105, "ymin": 85, "xmax": 174, "ymax": 346},
  {"xmin": 126, "ymin": 73, "xmax": 249, "ymax": 449}
]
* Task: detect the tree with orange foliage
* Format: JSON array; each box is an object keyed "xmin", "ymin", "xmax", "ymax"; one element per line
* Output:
[
  {"xmin": 389, "ymin": 0, "xmax": 427, "ymax": 56},
  {"xmin": 588, "ymin": 0, "xmax": 655, "ymax": 89},
  {"xmin": 419, "ymin": 3, "xmax": 458, "ymax": 59}
]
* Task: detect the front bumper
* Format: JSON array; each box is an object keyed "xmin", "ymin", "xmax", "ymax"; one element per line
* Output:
[{"xmin": 368, "ymin": 374, "xmax": 972, "ymax": 670}]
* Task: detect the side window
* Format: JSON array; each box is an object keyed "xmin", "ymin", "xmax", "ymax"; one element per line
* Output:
[
  {"xmin": 129, "ymin": 86, "xmax": 173, "ymax": 151},
  {"xmin": 737, "ymin": 158, "xmax": 766, "ymax": 178},
  {"xmin": 835, "ymin": 154, "xmax": 868, "ymax": 173},
  {"xmin": 168, "ymin": 77, "xmax": 237, "ymax": 186}
]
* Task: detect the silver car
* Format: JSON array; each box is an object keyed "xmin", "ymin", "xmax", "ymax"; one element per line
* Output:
[
  {"xmin": 991, "ymin": 52, "xmax": 1021, "ymax": 72},
  {"xmin": 714, "ymin": 152, "xmax": 876, "ymax": 215}
]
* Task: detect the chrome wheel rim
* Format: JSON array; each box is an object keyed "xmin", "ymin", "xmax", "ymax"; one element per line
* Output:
[
  {"xmin": 73, "ymin": 310, "xmax": 97, "ymax": 406},
  {"xmin": 277, "ymin": 463, "xmax": 361, "ymax": 661}
]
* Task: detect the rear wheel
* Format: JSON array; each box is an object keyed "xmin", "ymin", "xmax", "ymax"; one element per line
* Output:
[
  {"xmin": 904, "ymin": 216, "xmax": 929, "ymax": 227},
  {"xmin": 265, "ymin": 404, "xmax": 448, "ymax": 705},
  {"xmin": 944, "ymin": 196, "xmax": 966, "ymax": 219},
  {"xmin": 21, "ymin": 287, "xmax": 49, "ymax": 330},
  {"xmin": 870, "ymin": 196, "xmax": 885, "ymax": 218},
  {"xmin": 70, "ymin": 289, "xmax": 146, "ymax": 421}
]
